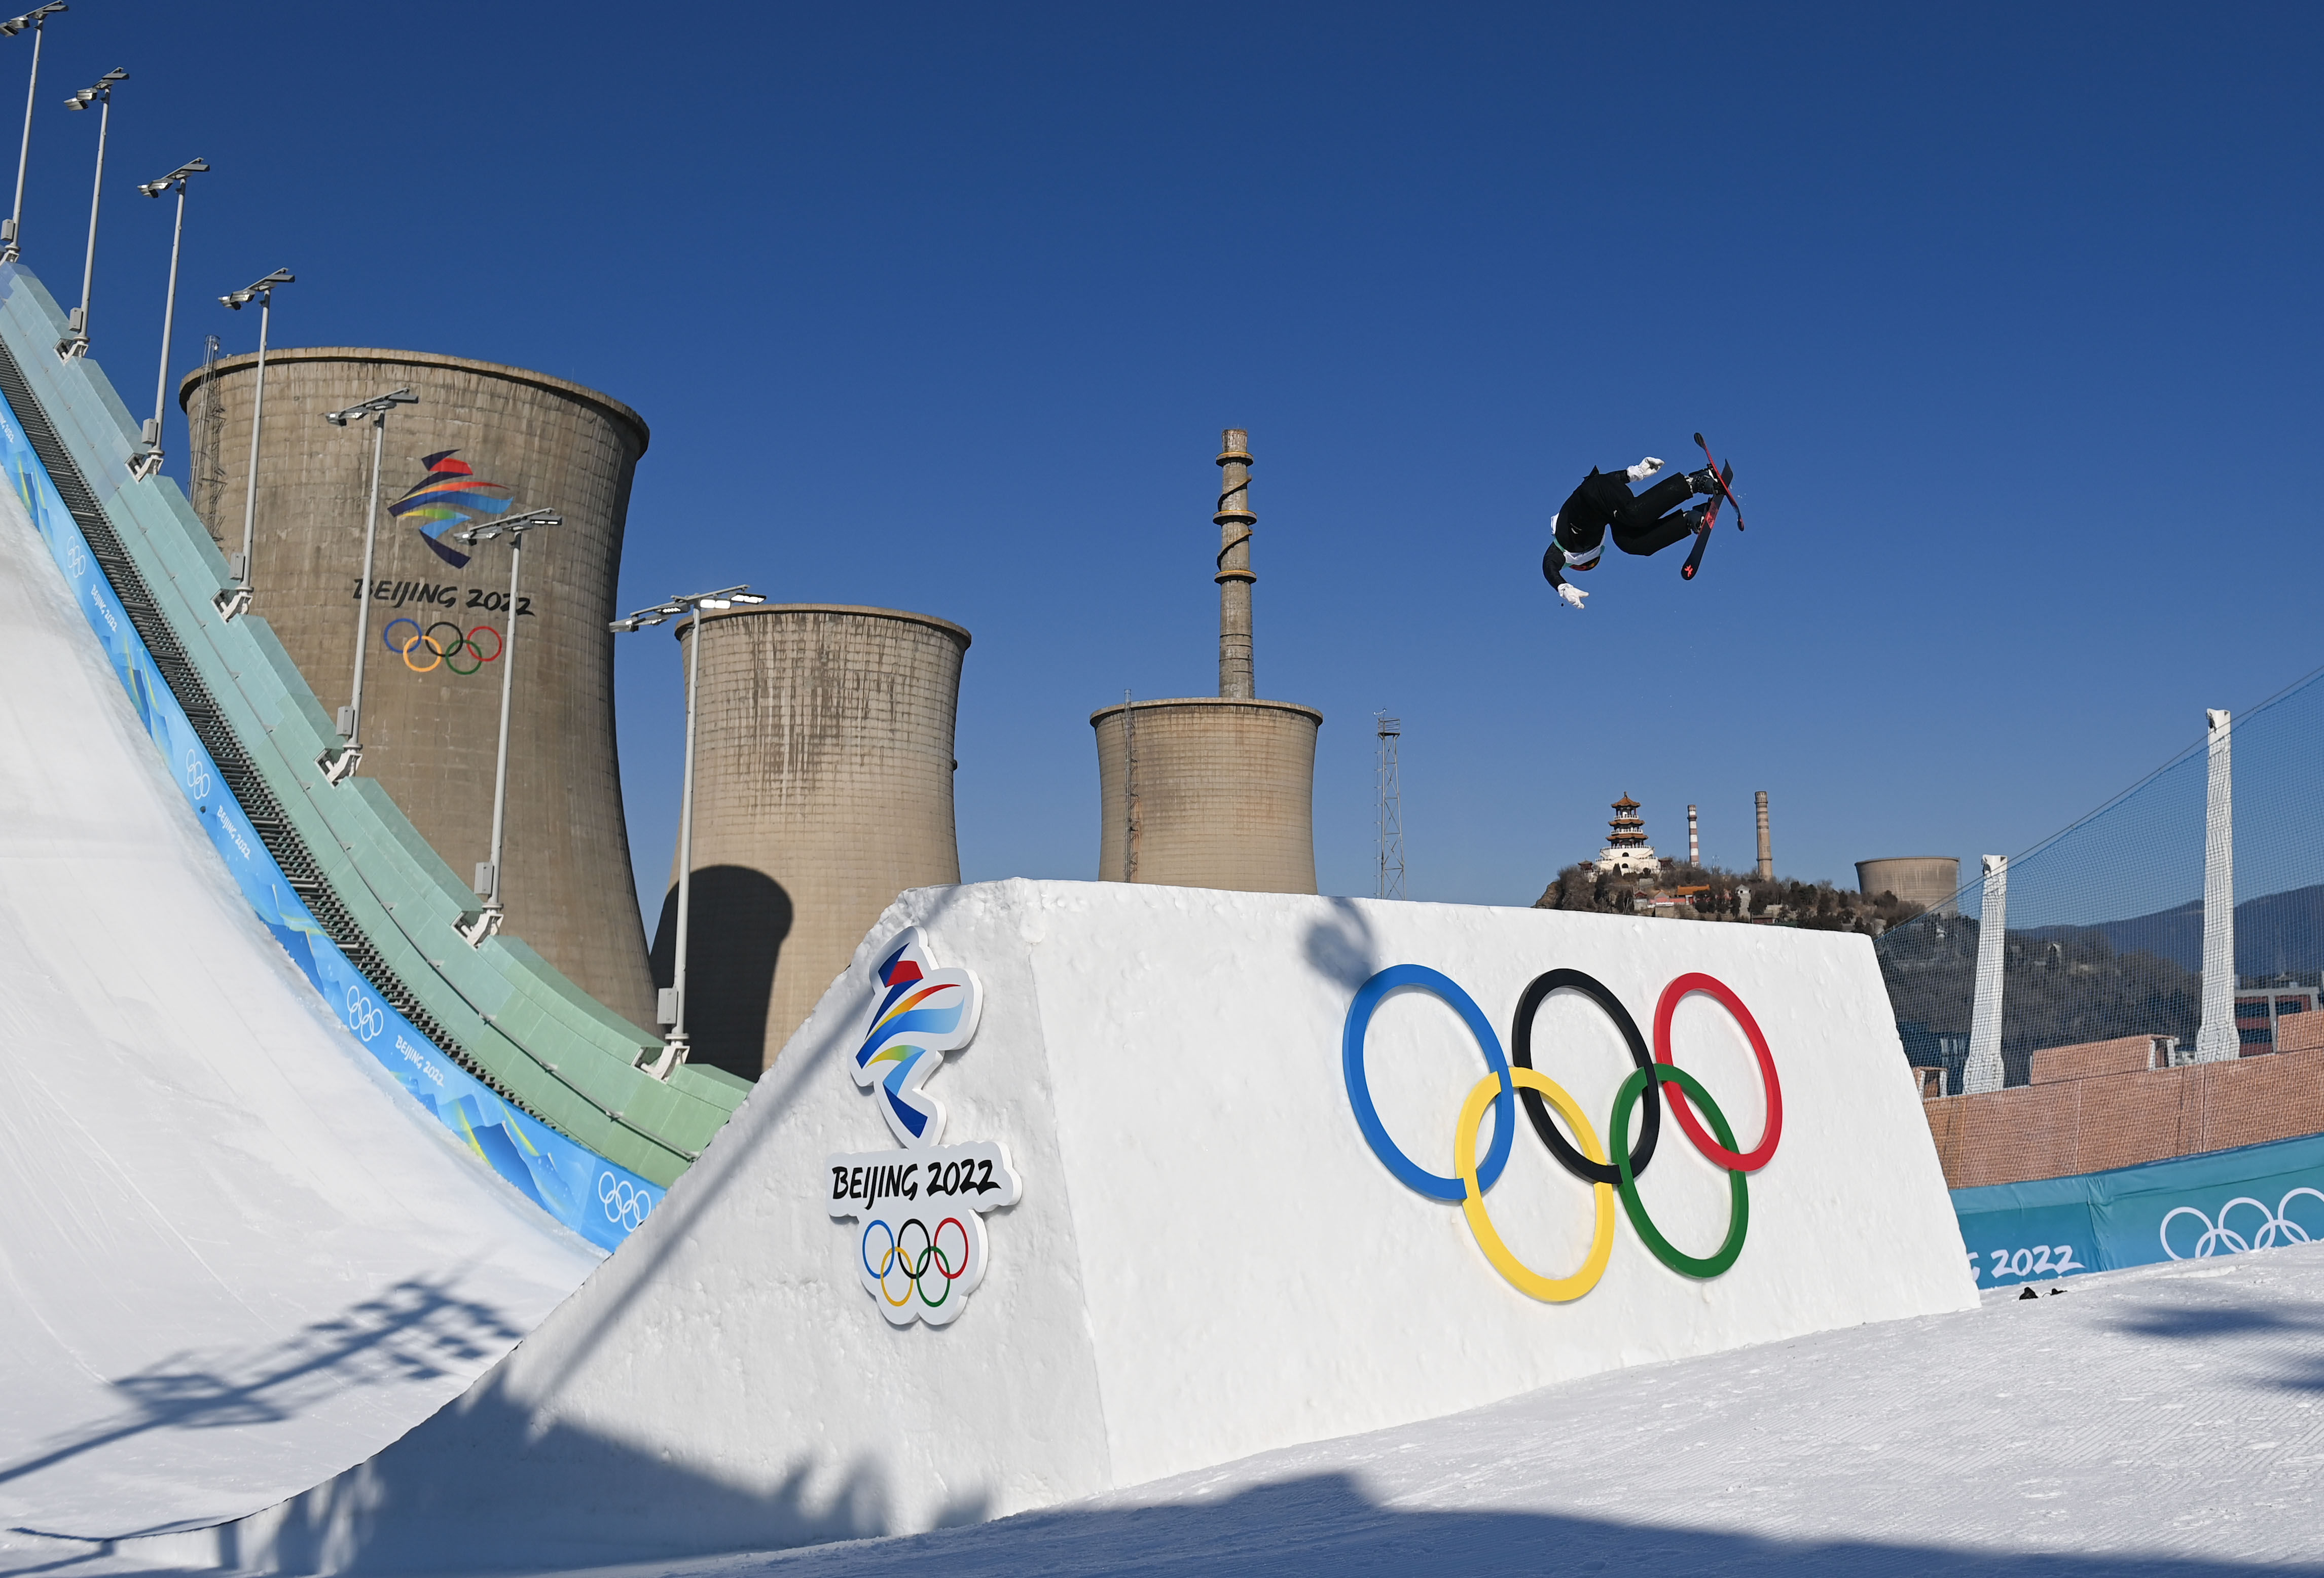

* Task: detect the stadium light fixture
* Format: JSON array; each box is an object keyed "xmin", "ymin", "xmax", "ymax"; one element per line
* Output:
[
  {"xmin": 211, "ymin": 268, "xmax": 293, "ymax": 621},
  {"xmin": 608, "ymin": 583, "xmax": 765, "ymax": 1077},
  {"xmin": 0, "ymin": 2, "xmax": 66, "ymax": 264},
  {"xmin": 126, "ymin": 157, "xmax": 208, "ymax": 481},
  {"xmin": 316, "ymin": 387, "xmax": 420, "ymax": 787},
  {"xmin": 445, "ymin": 508, "xmax": 563, "ymax": 946},
  {"xmin": 53, "ymin": 65, "xmax": 122, "ymax": 359}
]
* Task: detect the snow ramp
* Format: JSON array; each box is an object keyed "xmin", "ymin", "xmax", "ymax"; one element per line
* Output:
[
  {"xmin": 182, "ymin": 880, "xmax": 1976, "ymax": 1572},
  {"xmin": 0, "ymin": 450, "xmax": 603, "ymax": 1544}
]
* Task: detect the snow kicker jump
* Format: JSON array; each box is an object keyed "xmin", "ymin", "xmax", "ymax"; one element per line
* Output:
[{"xmin": 184, "ymin": 880, "xmax": 1977, "ymax": 1573}]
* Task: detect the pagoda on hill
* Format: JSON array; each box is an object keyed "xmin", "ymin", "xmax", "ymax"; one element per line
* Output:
[{"xmin": 1595, "ymin": 792, "xmax": 1660, "ymax": 876}]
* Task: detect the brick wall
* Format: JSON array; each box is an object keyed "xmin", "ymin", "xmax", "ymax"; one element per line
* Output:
[{"xmin": 1921, "ymin": 1044, "xmax": 2324, "ymax": 1187}]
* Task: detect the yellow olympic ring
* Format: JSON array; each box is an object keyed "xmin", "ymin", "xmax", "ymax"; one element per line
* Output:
[
  {"xmin": 400, "ymin": 631, "xmax": 446, "ymax": 672},
  {"xmin": 1453, "ymin": 1067, "xmax": 1617, "ymax": 1303}
]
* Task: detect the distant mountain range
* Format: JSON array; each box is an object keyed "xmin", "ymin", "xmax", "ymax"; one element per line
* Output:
[{"xmin": 2030, "ymin": 882, "xmax": 2324, "ymax": 980}]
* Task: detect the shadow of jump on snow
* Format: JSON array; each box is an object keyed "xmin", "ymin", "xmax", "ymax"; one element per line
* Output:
[{"xmin": 0, "ymin": 1275, "xmax": 527, "ymax": 1501}]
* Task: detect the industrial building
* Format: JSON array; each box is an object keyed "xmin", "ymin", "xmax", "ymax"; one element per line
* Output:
[
  {"xmin": 1092, "ymin": 430, "xmax": 1320, "ymax": 893},
  {"xmin": 659, "ymin": 604, "xmax": 971, "ymax": 1078},
  {"xmin": 1857, "ymin": 856, "xmax": 1962, "ymax": 915},
  {"xmin": 180, "ymin": 347, "xmax": 658, "ymax": 1031}
]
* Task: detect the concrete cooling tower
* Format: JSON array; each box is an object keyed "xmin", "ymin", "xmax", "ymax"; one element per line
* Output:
[
  {"xmin": 1092, "ymin": 429, "xmax": 1320, "ymax": 892},
  {"xmin": 179, "ymin": 348, "xmax": 656, "ymax": 1029},
  {"xmin": 1090, "ymin": 698, "xmax": 1321, "ymax": 890},
  {"xmin": 1857, "ymin": 856, "xmax": 1963, "ymax": 915},
  {"xmin": 656, "ymin": 604, "xmax": 970, "ymax": 1079}
]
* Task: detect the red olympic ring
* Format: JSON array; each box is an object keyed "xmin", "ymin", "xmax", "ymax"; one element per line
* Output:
[
  {"xmin": 1653, "ymin": 972, "xmax": 1781, "ymax": 1171},
  {"xmin": 465, "ymin": 623, "xmax": 504, "ymax": 663}
]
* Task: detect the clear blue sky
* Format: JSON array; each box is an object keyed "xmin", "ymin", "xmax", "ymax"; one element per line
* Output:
[{"xmin": 43, "ymin": 2, "xmax": 2321, "ymax": 910}]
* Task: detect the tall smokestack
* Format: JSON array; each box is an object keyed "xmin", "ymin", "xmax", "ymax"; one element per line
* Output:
[
  {"xmin": 1755, "ymin": 790, "xmax": 1772, "ymax": 879},
  {"xmin": 1215, "ymin": 429, "xmax": 1255, "ymax": 700},
  {"xmin": 1688, "ymin": 804, "xmax": 1699, "ymax": 868}
]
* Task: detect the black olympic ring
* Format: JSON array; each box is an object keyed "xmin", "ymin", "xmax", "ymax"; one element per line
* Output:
[{"xmin": 1510, "ymin": 968, "xmax": 1660, "ymax": 1188}]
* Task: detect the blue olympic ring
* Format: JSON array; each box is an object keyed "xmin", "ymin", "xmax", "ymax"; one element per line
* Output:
[{"xmin": 1341, "ymin": 964, "xmax": 1515, "ymax": 1202}]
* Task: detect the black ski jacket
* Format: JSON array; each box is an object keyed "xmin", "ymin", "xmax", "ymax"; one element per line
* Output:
[{"xmin": 1541, "ymin": 469, "xmax": 1638, "ymax": 588}]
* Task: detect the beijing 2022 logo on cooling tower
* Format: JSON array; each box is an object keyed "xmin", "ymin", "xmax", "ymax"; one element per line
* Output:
[
  {"xmin": 1342, "ymin": 966, "xmax": 1782, "ymax": 1302},
  {"xmin": 825, "ymin": 927, "xmax": 1022, "ymax": 1327},
  {"xmin": 388, "ymin": 450, "xmax": 513, "ymax": 569}
]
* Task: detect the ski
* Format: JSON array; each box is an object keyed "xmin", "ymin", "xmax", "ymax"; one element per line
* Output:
[
  {"xmin": 1680, "ymin": 457, "xmax": 1733, "ymax": 582},
  {"xmin": 1692, "ymin": 432, "xmax": 1746, "ymax": 531}
]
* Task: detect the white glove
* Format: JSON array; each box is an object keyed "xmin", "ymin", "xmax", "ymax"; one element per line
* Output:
[
  {"xmin": 1625, "ymin": 456, "xmax": 1665, "ymax": 482},
  {"xmin": 1556, "ymin": 582, "xmax": 1588, "ymax": 610}
]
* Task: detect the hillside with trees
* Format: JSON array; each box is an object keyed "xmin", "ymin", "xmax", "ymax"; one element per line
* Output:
[{"xmin": 1532, "ymin": 861, "xmax": 1927, "ymax": 936}]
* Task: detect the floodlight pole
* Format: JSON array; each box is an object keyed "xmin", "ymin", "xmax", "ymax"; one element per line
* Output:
[
  {"xmin": 667, "ymin": 596, "xmax": 707, "ymax": 1066},
  {"xmin": 321, "ymin": 388, "xmax": 418, "ymax": 786},
  {"xmin": 608, "ymin": 582, "xmax": 761, "ymax": 1078},
  {"xmin": 0, "ymin": 4, "xmax": 64, "ymax": 266},
  {"xmin": 130, "ymin": 157, "xmax": 206, "ymax": 481},
  {"xmin": 212, "ymin": 269, "xmax": 291, "ymax": 621},
  {"xmin": 57, "ymin": 67, "xmax": 121, "ymax": 359},
  {"xmin": 453, "ymin": 508, "xmax": 560, "ymax": 945}
]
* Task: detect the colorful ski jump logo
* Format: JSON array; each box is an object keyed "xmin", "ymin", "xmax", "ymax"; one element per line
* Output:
[
  {"xmin": 825, "ymin": 926, "xmax": 1020, "ymax": 1327},
  {"xmin": 855, "ymin": 927, "xmax": 983, "ymax": 1145},
  {"xmin": 388, "ymin": 450, "xmax": 513, "ymax": 569},
  {"xmin": 1342, "ymin": 966, "xmax": 1782, "ymax": 1303}
]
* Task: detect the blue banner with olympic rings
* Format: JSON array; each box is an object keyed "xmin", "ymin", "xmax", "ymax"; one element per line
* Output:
[
  {"xmin": 1952, "ymin": 1129, "xmax": 2324, "ymax": 1288},
  {"xmin": 0, "ymin": 392, "xmax": 660, "ymax": 1254}
]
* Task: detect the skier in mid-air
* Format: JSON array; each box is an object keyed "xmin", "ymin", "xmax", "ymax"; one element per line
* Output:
[{"xmin": 1542, "ymin": 453, "xmax": 1733, "ymax": 609}]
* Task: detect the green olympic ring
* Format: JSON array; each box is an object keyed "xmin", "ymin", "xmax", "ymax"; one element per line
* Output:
[{"xmin": 1610, "ymin": 1063, "xmax": 1749, "ymax": 1278}]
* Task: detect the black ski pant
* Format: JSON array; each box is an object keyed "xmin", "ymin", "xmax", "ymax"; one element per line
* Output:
[{"xmin": 1567, "ymin": 470, "xmax": 1704, "ymax": 557}]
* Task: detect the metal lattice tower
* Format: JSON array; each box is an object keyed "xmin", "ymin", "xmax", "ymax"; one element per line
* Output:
[
  {"xmin": 188, "ymin": 332, "xmax": 226, "ymax": 542},
  {"xmin": 1375, "ymin": 711, "xmax": 1404, "ymax": 899}
]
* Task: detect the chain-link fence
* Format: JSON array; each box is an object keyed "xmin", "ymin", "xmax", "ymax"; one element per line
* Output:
[{"xmin": 1877, "ymin": 661, "xmax": 2324, "ymax": 1189}]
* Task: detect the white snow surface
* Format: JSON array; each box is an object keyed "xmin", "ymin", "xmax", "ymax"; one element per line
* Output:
[
  {"xmin": 0, "ymin": 473, "xmax": 600, "ymax": 1541},
  {"xmin": 611, "ymin": 1245, "xmax": 2324, "ymax": 1575},
  {"xmin": 57, "ymin": 1240, "xmax": 2324, "ymax": 1575}
]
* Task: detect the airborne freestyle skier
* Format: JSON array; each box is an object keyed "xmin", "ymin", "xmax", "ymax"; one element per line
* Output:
[{"xmin": 1542, "ymin": 454, "xmax": 1732, "ymax": 609}]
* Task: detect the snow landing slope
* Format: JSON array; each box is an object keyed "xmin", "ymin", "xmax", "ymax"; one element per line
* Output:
[{"xmin": 0, "ymin": 454, "xmax": 599, "ymax": 1541}]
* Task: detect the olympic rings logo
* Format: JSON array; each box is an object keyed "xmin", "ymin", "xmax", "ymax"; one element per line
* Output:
[
  {"xmin": 2161, "ymin": 1188, "xmax": 2324, "ymax": 1261},
  {"xmin": 862, "ymin": 1216, "xmax": 974, "ymax": 1311},
  {"xmin": 1343, "ymin": 965, "xmax": 1782, "ymax": 1302},
  {"xmin": 599, "ymin": 1172, "xmax": 656, "ymax": 1232},
  {"xmin": 183, "ymin": 748, "xmax": 213, "ymax": 801},
  {"xmin": 382, "ymin": 617, "xmax": 504, "ymax": 676},
  {"xmin": 344, "ymin": 984, "xmax": 385, "ymax": 1042}
]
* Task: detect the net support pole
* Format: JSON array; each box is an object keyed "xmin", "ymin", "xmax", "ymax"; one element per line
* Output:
[
  {"xmin": 2195, "ymin": 707, "xmax": 2238, "ymax": 1062},
  {"xmin": 1964, "ymin": 854, "xmax": 2008, "ymax": 1093}
]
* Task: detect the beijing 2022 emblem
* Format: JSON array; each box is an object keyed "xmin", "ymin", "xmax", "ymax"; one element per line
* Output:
[{"xmin": 824, "ymin": 927, "xmax": 1021, "ymax": 1327}]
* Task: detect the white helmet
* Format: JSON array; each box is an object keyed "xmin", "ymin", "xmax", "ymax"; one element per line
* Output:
[{"xmin": 1551, "ymin": 510, "xmax": 1603, "ymax": 571}]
